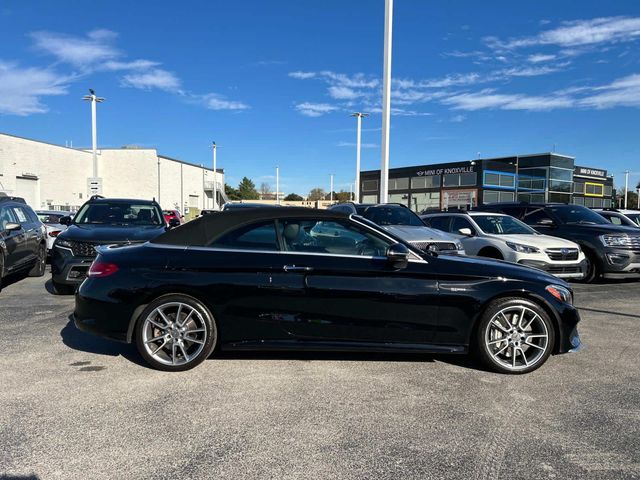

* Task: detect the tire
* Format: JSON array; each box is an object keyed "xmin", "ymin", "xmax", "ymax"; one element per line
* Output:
[
  {"xmin": 52, "ymin": 280, "xmax": 75, "ymax": 295},
  {"xmin": 475, "ymin": 297, "xmax": 555, "ymax": 374},
  {"xmin": 577, "ymin": 250, "xmax": 600, "ymax": 284},
  {"xmin": 0, "ymin": 255, "xmax": 4, "ymax": 292},
  {"xmin": 28, "ymin": 243, "xmax": 47, "ymax": 277},
  {"xmin": 135, "ymin": 294, "xmax": 217, "ymax": 372},
  {"xmin": 478, "ymin": 248, "xmax": 503, "ymax": 260}
]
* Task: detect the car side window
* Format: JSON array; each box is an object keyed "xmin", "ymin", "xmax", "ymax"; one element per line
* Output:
[
  {"xmin": 0, "ymin": 207, "xmax": 17, "ymax": 230},
  {"xmin": 12, "ymin": 207, "xmax": 29, "ymax": 225},
  {"xmin": 523, "ymin": 208, "xmax": 553, "ymax": 226},
  {"xmin": 210, "ymin": 221, "xmax": 279, "ymax": 251},
  {"xmin": 450, "ymin": 217, "xmax": 474, "ymax": 234},
  {"xmin": 281, "ymin": 219, "xmax": 390, "ymax": 257},
  {"xmin": 426, "ymin": 216, "xmax": 450, "ymax": 233}
]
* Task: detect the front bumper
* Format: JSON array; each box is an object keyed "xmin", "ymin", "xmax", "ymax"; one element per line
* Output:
[
  {"xmin": 601, "ymin": 248, "xmax": 640, "ymax": 278},
  {"xmin": 51, "ymin": 245, "xmax": 95, "ymax": 285},
  {"xmin": 517, "ymin": 259, "xmax": 586, "ymax": 280},
  {"xmin": 556, "ymin": 303, "xmax": 582, "ymax": 354}
]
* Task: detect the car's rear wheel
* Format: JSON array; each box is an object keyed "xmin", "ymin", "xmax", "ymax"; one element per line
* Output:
[
  {"xmin": 28, "ymin": 243, "xmax": 46, "ymax": 277},
  {"xmin": 476, "ymin": 298, "xmax": 555, "ymax": 374},
  {"xmin": 135, "ymin": 294, "xmax": 217, "ymax": 371}
]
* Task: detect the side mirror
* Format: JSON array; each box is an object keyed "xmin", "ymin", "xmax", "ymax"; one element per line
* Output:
[
  {"xmin": 386, "ymin": 243, "xmax": 410, "ymax": 269},
  {"xmin": 168, "ymin": 218, "xmax": 181, "ymax": 228},
  {"xmin": 59, "ymin": 216, "xmax": 72, "ymax": 226},
  {"xmin": 458, "ymin": 227, "xmax": 473, "ymax": 236},
  {"xmin": 5, "ymin": 222, "xmax": 22, "ymax": 232}
]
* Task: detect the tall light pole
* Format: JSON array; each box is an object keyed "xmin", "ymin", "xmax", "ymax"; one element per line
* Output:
[
  {"xmin": 276, "ymin": 166, "xmax": 280, "ymax": 205},
  {"xmin": 624, "ymin": 170, "xmax": 630, "ymax": 209},
  {"xmin": 82, "ymin": 89, "xmax": 105, "ymax": 180},
  {"xmin": 212, "ymin": 141, "xmax": 218, "ymax": 210},
  {"xmin": 379, "ymin": 0, "xmax": 393, "ymax": 204},
  {"xmin": 351, "ymin": 112, "xmax": 369, "ymax": 203},
  {"xmin": 330, "ymin": 174, "xmax": 334, "ymax": 203}
]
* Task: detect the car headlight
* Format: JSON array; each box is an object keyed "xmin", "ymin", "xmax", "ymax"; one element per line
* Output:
[
  {"xmin": 55, "ymin": 238, "xmax": 73, "ymax": 248},
  {"xmin": 600, "ymin": 234, "xmax": 636, "ymax": 247},
  {"xmin": 506, "ymin": 241, "xmax": 540, "ymax": 254},
  {"xmin": 546, "ymin": 284, "xmax": 573, "ymax": 304}
]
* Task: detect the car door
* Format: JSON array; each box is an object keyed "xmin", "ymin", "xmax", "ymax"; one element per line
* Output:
[
  {"xmin": 12, "ymin": 206, "xmax": 39, "ymax": 264},
  {"xmin": 276, "ymin": 217, "xmax": 439, "ymax": 345},
  {"xmin": 449, "ymin": 216, "xmax": 483, "ymax": 255},
  {"xmin": 0, "ymin": 206, "xmax": 23, "ymax": 271},
  {"xmin": 166, "ymin": 220, "xmax": 305, "ymax": 344}
]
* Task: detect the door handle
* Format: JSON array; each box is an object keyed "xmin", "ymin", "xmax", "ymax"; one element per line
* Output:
[{"xmin": 283, "ymin": 265, "xmax": 314, "ymax": 272}]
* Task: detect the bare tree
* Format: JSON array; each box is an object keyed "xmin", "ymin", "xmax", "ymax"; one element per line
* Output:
[{"xmin": 259, "ymin": 182, "xmax": 272, "ymax": 195}]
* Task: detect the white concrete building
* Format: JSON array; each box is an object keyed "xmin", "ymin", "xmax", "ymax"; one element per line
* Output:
[{"xmin": 0, "ymin": 133, "xmax": 224, "ymax": 215}]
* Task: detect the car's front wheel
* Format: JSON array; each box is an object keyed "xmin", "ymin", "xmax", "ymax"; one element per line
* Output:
[
  {"xmin": 476, "ymin": 297, "xmax": 555, "ymax": 374},
  {"xmin": 135, "ymin": 294, "xmax": 217, "ymax": 371}
]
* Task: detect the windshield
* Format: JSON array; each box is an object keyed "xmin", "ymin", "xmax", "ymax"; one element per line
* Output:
[
  {"xmin": 547, "ymin": 205, "xmax": 608, "ymax": 225},
  {"xmin": 626, "ymin": 213, "xmax": 640, "ymax": 226},
  {"xmin": 473, "ymin": 215, "xmax": 536, "ymax": 235},
  {"xmin": 74, "ymin": 202, "xmax": 163, "ymax": 226},
  {"xmin": 364, "ymin": 207, "xmax": 424, "ymax": 226}
]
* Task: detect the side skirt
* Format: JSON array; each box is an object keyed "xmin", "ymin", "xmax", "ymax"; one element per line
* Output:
[{"xmin": 223, "ymin": 339, "xmax": 468, "ymax": 354}]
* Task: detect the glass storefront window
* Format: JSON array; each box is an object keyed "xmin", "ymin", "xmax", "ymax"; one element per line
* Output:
[
  {"xmin": 585, "ymin": 183, "xmax": 604, "ymax": 196},
  {"xmin": 485, "ymin": 173, "xmax": 500, "ymax": 186},
  {"xmin": 362, "ymin": 194, "xmax": 378, "ymax": 203},
  {"xmin": 362, "ymin": 180, "xmax": 378, "ymax": 192},
  {"xmin": 411, "ymin": 175, "xmax": 440, "ymax": 189},
  {"xmin": 549, "ymin": 180, "xmax": 573, "ymax": 193},
  {"xmin": 484, "ymin": 172, "xmax": 515, "ymax": 188},
  {"xmin": 518, "ymin": 193, "xmax": 545, "ymax": 203},
  {"xmin": 604, "ymin": 185, "xmax": 613, "ymax": 197},
  {"xmin": 388, "ymin": 193, "xmax": 409, "ymax": 206},
  {"xmin": 483, "ymin": 190, "xmax": 514, "ymax": 204},
  {"xmin": 574, "ymin": 182, "xmax": 584, "ymax": 193},
  {"xmin": 389, "ymin": 177, "xmax": 409, "ymax": 190},
  {"xmin": 500, "ymin": 175, "xmax": 515, "ymax": 187},
  {"xmin": 549, "ymin": 167, "xmax": 573, "ymax": 182},
  {"xmin": 573, "ymin": 197, "xmax": 585, "ymax": 206},
  {"xmin": 518, "ymin": 176, "xmax": 545, "ymax": 191},
  {"xmin": 444, "ymin": 172, "xmax": 477, "ymax": 187},
  {"xmin": 443, "ymin": 190, "xmax": 477, "ymax": 210},
  {"xmin": 548, "ymin": 193, "xmax": 572, "ymax": 203},
  {"xmin": 410, "ymin": 192, "xmax": 440, "ymax": 212}
]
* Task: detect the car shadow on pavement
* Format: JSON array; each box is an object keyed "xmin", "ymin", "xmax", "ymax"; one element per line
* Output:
[
  {"xmin": 214, "ymin": 350, "xmax": 490, "ymax": 372},
  {"xmin": 0, "ymin": 270, "xmax": 30, "ymax": 290},
  {"xmin": 60, "ymin": 317, "xmax": 149, "ymax": 368}
]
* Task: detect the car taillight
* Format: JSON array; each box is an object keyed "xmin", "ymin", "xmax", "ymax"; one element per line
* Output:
[
  {"xmin": 48, "ymin": 230, "xmax": 62, "ymax": 237},
  {"xmin": 88, "ymin": 262, "xmax": 119, "ymax": 278}
]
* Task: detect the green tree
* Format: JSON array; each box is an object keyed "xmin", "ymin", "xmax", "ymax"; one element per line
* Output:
[
  {"xmin": 238, "ymin": 177, "xmax": 260, "ymax": 200},
  {"xmin": 308, "ymin": 188, "xmax": 326, "ymax": 201},
  {"xmin": 334, "ymin": 190, "xmax": 352, "ymax": 202},
  {"xmin": 225, "ymin": 184, "xmax": 241, "ymax": 201},
  {"xmin": 284, "ymin": 193, "xmax": 304, "ymax": 201}
]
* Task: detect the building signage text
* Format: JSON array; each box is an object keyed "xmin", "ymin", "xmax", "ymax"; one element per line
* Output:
[
  {"xmin": 415, "ymin": 166, "xmax": 475, "ymax": 177},
  {"xmin": 575, "ymin": 166, "xmax": 606, "ymax": 178}
]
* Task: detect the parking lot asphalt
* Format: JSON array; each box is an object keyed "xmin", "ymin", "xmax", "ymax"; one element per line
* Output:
[{"xmin": 0, "ymin": 272, "xmax": 638, "ymax": 480}]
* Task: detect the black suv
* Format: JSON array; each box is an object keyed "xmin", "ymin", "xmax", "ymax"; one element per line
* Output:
[
  {"xmin": 478, "ymin": 203, "xmax": 640, "ymax": 282},
  {"xmin": 0, "ymin": 195, "xmax": 47, "ymax": 290},
  {"xmin": 51, "ymin": 196, "xmax": 169, "ymax": 294}
]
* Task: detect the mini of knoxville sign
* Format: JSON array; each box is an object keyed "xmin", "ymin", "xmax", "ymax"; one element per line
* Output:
[{"xmin": 415, "ymin": 165, "xmax": 475, "ymax": 177}]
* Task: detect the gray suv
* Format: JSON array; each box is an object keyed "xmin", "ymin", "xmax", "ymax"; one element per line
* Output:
[{"xmin": 329, "ymin": 203, "xmax": 465, "ymax": 255}]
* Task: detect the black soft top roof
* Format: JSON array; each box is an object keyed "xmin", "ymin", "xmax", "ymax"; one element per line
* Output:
[{"xmin": 151, "ymin": 207, "xmax": 351, "ymax": 246}]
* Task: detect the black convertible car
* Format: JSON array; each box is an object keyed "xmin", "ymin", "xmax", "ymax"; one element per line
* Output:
[{"xmin": 74, "ymin": 207, "xmax": 581, "ymax": 373}]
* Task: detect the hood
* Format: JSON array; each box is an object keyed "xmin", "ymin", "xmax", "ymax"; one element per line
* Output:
[
  {"xmin": 552, "ymin": 223, "xmax": 640, "ymax": 236},
  {"xmin": 381, "ymin": 225, "xmax": 458, "ymax": 243},
  {"xmin": 59, "ymin": 224, "xmax": 166, "ymax": 243},
  {"xmin": 436, "ymin": 252, "xmax": 568, "ymax": 286},
  {"xmin": 483, "ymin": 233, "xmax": 579, "ymax": 249}
]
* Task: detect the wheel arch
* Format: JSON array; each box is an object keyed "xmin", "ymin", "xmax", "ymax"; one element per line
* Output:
[
  {"xmin": 468, "ymin": 291, "xmax": 563, "ymax": 355},
  {"xmin": 126, "ymin": 287, "xmax": 220, "ymax": 344},
  {"xmin": 477, "ymin": 246, "xmax": 504, "ymax": 259}
]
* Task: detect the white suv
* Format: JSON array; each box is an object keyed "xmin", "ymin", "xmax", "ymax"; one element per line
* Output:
[{"xmin": 421, "ymin": 211, "xmax": 586, "ymax": 280}]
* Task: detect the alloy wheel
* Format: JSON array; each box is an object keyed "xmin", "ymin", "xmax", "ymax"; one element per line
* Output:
[
  {"xmin": 484, "ymin": 305, "xmax": 549, "ymax": 372},
  {"xmin": 141, "ymin": 302, "xmax": 208, "ymax": 366}
]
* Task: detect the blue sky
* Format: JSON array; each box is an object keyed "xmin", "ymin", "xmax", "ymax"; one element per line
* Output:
[{"xmin": 1, "ymin": 0, "xmax": 640, "ymax": 195}]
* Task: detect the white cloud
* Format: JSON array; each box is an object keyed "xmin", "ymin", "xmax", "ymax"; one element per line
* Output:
[
  {"xmin": 295, "ymin": 102, "xmax": 339, "ymax": 117},
  {"xmin": 328, "ymin": 85, "xmax": 364, "ymax": 100},
  {"xmin": 450, "ymin": 114, "xmax": 466, "ymax": 122},
  {"xmin": 578, "ymin": 74, "xmax": 640, "ymax": 109},
  {"xmin": 30, "ymin": 29, "xmax": 120, "ymax": 68},
  {"xmin": 441, "ymin": 89, "xmax": 574, "ymax": 111},
  {"xmin": 528, "ymin": 53, "xmax": 557, "ymax": 63},
  {"xmin": 487, "ymin": 16, "xmax": 640, "ymax": 50},
  {"xmin": 0, "ymin": 61, "xmax": 69, "ymax": 115},
  {"xmin": 500, "ymin": 65, "xmax": 565, "ymax": 77},
  {"xmin": 202, "ymin": 93, "xmax": 250, "ymax": 111},
  {"xmin": 103, "ymin": 59, "xmax": 160, "ymax": 71},
  {"xmin": 289, "ymin": 71, "xmax": 316, "ymax": 80},
  {"xmin": 121, "ymin": 69, "xmax": 181, "ymax": 92}
]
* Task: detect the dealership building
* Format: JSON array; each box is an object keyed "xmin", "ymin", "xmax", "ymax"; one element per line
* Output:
[
  {"xmin": 360, "ymin": 153, "xmax": 614, "ymax": 212},
  {"xmin": 0, "ymin": 133, "xmax": 224, "ymax": 214}
]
